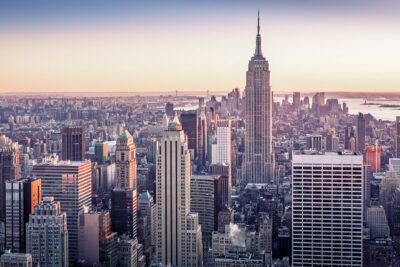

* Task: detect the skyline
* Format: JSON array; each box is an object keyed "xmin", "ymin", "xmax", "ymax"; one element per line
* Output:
[{"xmin": 1, "ymin": 0, "xmax": 400, "ymax": 93}]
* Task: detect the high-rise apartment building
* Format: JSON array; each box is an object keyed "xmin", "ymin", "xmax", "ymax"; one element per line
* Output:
[
  {"xmin": 26, "ymin": 197, "xmax": 68, "ymax": 267},
  {"xmin": 388, "ymin": 158, "xmax": 400, "ymax": 177},
  {"xmin": 357, "ymin": 113, "xmax": 366, "ymax": 153},
  {"xmin": 155, "ymin": 117, "xmax": 203, "ymax": 266},
  {"xmin": 244, "ymin": 12, "xmax": 274, "ymax": 183},
  {"xmin": 216, "ymin": 120, "xmax": 231, "ymax": 165},
  {"xmin": 32, "ymin": 160, "xmax": 92, "ymax": 262},
  {"xmin": 292, "ymin": 151, "xmax": 363, "ymax": 266},
  {"xmin": 61, "ymin": 126, "xmax": 85, "ymax": 161}
]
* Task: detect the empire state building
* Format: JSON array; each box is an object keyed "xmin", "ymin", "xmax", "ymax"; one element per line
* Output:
[{"xmin": 244, "ymin": 12, "xmax": 274, "ymax": 183}]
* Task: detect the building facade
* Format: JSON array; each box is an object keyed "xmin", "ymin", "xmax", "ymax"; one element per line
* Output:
[
  {"xmin": 32, "ymin": 160, "xmax": 92, "ymax": 262},
  {"xmin": 155, "ymin": 117, "xmax": 203, "ymax": 266},
  {"xmin": 26, "ymin": 197, "xmax": 68, "ymax": 267},
  {"xmin": 244, "ymin": 13, "xmax": 274, "ymax": 183},
  {"xmin": 292, "ymin": 151, "xmax": 363, "ymax": 266}
]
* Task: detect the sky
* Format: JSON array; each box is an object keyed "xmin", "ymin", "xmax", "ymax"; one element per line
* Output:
[{"xmin": 0, "ymin": 0, "xmax": 399, "ymax": 94}]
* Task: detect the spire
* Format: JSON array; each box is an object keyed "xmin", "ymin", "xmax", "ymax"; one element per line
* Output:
[{"xmin": 255, "ymin": 9, "xmax": 263, "ymax": 57}]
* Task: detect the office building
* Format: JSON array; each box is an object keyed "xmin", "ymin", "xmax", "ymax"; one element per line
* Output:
[
  {"xmin": 78, "ymin": 209, "xmax": 118, "ymax": 266},
  {"xmin": 366, "ymin": 206, "xmax": 390, "ymax": 239},
  {"xmin": 0, "ymin": 252, "xmax": 32, "ymax": 267},
  {"xmin": 138, "ymin": 191, "xmax": 156, "ymax": 249},
  {"xmin": 165, "ymin": 102, "xmax": 174, "ymax": 118},
  {"xmin": 115, "ymin": 130, "xmax": 137, "ymax": 190},
  {"xmin": 396, "ymin": 116, "xmax": 400, "ymax": 158},
  {"xmin": 306, "ymin": 134, "xmax": 322, "ymax": 151},
  {"xmin": 344, "ymin": 123, "xmax": 355, "ymax": 150},
  {"xmin": 365, "ymin": 145, "xmax": 381, "ymax": 173},
  {"xmin": 210, "ymin": 164, "xmax": 232, "ymax": 209},
  {"xmin": 61, "ymin": 126, "xmax": 85, "ymax": 161},
  {"xmin": 94, "ymin": 141, "xmax": 108, "ymax": 164},
  {"xmin": 4, "ymin": 180, "xmax": 24, "ymax": 253},
  {"xmin": 4, "ymin": 178, "xmax": 41, "ymax": 253},
  {"xmin": 357, "ymin": 113, "xmax": 366, "ymax": 153},
  {"xmin": 0, "ymin": 148, "xmax": 21, "ymax": 221},
  {"xmin": 117, "ymin": 235, "xmax": 138, "ymax": 267},
  {"xmin": 180, "ymin": 111, "xmax": 198, "ymax": 158},
  {"xmin": 292, "ymin": 151, "xmax": 363, "ymax": 266},
  {"xmin": 190, "ymin": 175, "xmax": 216, "ymax": 247},
  {"xmin": 155, "ymin": 116, "xmax": 203, "ymax": 266},
  {"xmin": 32, "ymin": 160, "xmax": 92, "ymax": 262},
  {"xmin": 198, "ymin": 110, "xmax": 208, "ymax": 166},
  {"xmin": 216, "ymin": 120, "xmax": 231, "ymax": 165},
  {"xmin": 388, "ymin": 158, "xmax": 400, "ymax": 177},
  {"xmin": 111, "ymin": 188, "xmax": 137, "ymax": 239},
  {"xmin": 244, "ymin": 12, "xmax": 274, "ymax": 183},
  {"xmin": 26, "ymin": 197, "xmax": 68, "ymax": 267},
  {"xmin": 292, "ymin": 92, "xmax": 301, "ymax": 108}
]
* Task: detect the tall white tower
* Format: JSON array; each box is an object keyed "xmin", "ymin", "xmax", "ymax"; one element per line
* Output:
[
  {"xmin": 156, "ymin": 115, "xmax": 203, "ymax": 266},
  {"xmin": 292, "ymin": 151, "xmax": 363, "ymax": 266},
  {"xmin": 244, "ymin": 11, "xmax": 274, "ymax": 183},
  {"xmin": 216, "ymin": 119, "xmax": 231, "ymax": 165}
]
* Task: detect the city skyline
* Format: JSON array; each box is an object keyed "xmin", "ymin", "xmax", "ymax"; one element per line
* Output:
[{"xmin": 1, "ymin": 0, "xmax": 400, "ymax": 93}]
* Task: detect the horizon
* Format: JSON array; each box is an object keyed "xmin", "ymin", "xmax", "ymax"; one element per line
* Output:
[{"xmin": 1, "ymin": 0, "xmax": 400, "ymax": 93}]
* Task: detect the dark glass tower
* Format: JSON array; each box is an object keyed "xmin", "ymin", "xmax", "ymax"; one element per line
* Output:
[{"xmin": 61, "ymin": 126, "xmax": 85, "ymax": 161}]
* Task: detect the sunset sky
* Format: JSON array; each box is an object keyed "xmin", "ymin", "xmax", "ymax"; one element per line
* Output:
[{"xmin": 0, "ymin": 0, "xmax": 399, "ymax": 93}]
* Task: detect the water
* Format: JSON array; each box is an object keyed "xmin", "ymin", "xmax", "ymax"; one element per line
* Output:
[
  {"xmin": 341, "ymin": 98, "xmax": 400, "ymax": 121},
  {"xmin": 275, "ymin": 96, "xmax": 400, "ymax": 121}
]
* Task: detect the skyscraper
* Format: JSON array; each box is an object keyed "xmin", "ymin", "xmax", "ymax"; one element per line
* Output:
[
  {"xmin": 111, "ymin": 188, "xmax": 137, "ymax": 239},
  {"xmin": 344, "ymin": 123, "xmax": 355, "ymax": 150},
  {"xmin": 306, "ymin": 134, "xmax": 323, "ymax": 151},
  {"xmin": 180, "ymin": 111, "xmax": 198, "ymax": 159},
  {"xmin": 111, "ymin": 130, "xmax": 138, "ymax": 242},
  {"xmin": 155, "ymin": 116, "xmax": 203, "ymax": 266},
  {"xmin": 26, "ymin": 197, "xmax": 68, "ymax": 267},
  {"xmin": 190, "ymin": 175, "xmax": 216, "ymax": 247},
  {"xmin": 365, "ymin": 145, "xmax": 381, "ymax": 173},
  {"xmin": 0, "ymin": 148, "xmax": 21, "ymax": 221},
  {"xmin": 396, "ymin": 116, "xmax": 400, "ymax": 158},
  {"xmin": 198, "ymin": 109, "xmax": 208, "ymax": 166},
  {"xmin": 61, "ymin": 126, "xmax": 85, "ymax": 161},
  {"xmin": 78, "ymin": 209, "xmax": 118, "ymax": 266},
  {"xmin": 244, "ymin": 12, "xmax": 274, "ymax": 183},
  {"xmin": 216, "ymin": 120, "xmax": 231, "ymax": 165},
  {"xmin": 32, "ymin": 160, "xmax": 92, "ymax": 263},
  {"xmin": 357, "ymin": 113, "xmax": 366, "ymax": 153},
  {"xmin": 5, "ymin": 180, "xmax": 24, "ymax": 253},
  {"xmin": 94, "ymin": 141, "xmax": 108, "ymax": 164},
  {"xmin": 292, "ymin": 151, "xmax": 363, "ymax": 266},
  {"xmin": 115, "ymin": 130, "xmax": 137, "ymax": 190}
]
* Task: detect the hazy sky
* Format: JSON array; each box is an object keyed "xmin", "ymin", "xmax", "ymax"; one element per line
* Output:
[{"xmin": 0, "ymin": 0, "xmax": 399, "ymax": 93}]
